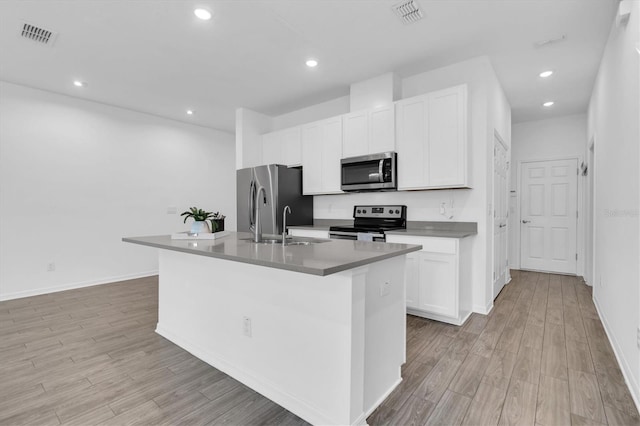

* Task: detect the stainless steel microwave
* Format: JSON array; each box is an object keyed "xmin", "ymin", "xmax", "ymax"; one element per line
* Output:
[{"xmin": 341, "ymin": 152, "xmax": 397, "ymax": 191}]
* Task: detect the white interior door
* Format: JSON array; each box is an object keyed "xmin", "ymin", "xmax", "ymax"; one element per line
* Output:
[
  {"xmin": 521, "ymin": 159, "xmax": 578, "ymax": 274},
  {"xmin": 493, "ymin": 139, "xmax": 509, "ymax": 298}
]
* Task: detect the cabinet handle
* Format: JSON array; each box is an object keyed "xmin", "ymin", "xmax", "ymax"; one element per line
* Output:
[
  {"xmin": 499, "ymin": 223, "xmax": 506, "ymax": 228},
  {"xmin": 521, "ymin": 219, "xmax": 531, "ymax": 224}
]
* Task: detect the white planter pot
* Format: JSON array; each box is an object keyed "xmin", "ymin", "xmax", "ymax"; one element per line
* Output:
[{"xmin": 190, "ymin": 221, "xmax": 211, "ymax": 234}]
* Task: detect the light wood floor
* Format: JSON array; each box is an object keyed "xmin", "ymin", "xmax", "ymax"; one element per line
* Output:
[{"xmin": 0, "ymin": 270, "xmax": 637, "ymax": 425}]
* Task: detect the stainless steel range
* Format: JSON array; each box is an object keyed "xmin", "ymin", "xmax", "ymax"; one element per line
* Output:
[{"xmin": 329, "ymin": 205, "xmax": 407, "ymax": 242}]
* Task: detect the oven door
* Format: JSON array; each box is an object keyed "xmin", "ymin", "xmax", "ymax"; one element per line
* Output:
[{"xmin": 341, "ymin": 152, "xmax": 396, "ymax": 191}]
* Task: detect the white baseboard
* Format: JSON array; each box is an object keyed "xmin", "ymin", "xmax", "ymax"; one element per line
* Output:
[
  {"xmin": 156, "ymin": 324, "xmax": 362, "ymax": 426},
  {"xmin": 0, "ymin": 270, "xmax": 158, "ymax": 301},
  {"xmin": 473, "ymin": 301, "xmax": 493, "ymax": 315},
  {"xmin": 593, "ymin": 296, "xmax": 640, "ymax": 413},
  {"xmin": 407, "ymin": 308, "xmax": 472, "ymax": 326},
  {"xmin": 364, "ymin": 376, "xmax": 402, "ymax": 420}
]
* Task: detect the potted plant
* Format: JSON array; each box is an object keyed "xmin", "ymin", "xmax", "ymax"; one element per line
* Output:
[
  {"xmin": 209, "ymin": 212, "xmax": 226, "ymax": 232},
  {"xmin": 181, "ymin": 207, "xmax": 215, "ymax": 234}
]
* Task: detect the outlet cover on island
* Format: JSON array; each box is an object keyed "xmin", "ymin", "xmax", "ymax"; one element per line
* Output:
[
  {"xmin": 47, "ymin": 262, "xmax": 55, "ymax": 272},
  {"xmin": 380, "ymin": 281, "xmax": 391, "ymax": 297},
  {"xmin": 243, "ymin": 316, "xmax": 252, "ymax": 337}
]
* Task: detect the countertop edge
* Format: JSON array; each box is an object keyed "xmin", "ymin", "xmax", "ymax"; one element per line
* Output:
[
  {"xmin": 122, "ymin": 237, "xmax": 422, "ymax": 276},
  {"xmin": 385, "ymin": 230, "xmax": 478, "ymax": 238}
]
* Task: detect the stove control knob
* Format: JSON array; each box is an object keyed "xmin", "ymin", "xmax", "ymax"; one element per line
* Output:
[
  {"xmin": 395, "ymin": 209, "xmax": 400, "ymax": 214},
  {"xmin": 357, "ymin": 209, "xmax": 361, "ymax": 214},
  {"xmin": 362, "ymin": 209, "xmax": 367, "ymax": 214},
  {"xmin": 389, "ymin": 209, "xmax": 393, "ymax": 214}
]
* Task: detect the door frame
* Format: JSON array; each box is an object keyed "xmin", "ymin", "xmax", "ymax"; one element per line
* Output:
[
  {"xmin": 492, "ymin": 131, "xmax": 510, "ymax": 297},
  {"xmin": 515, "ymin": 155, "xmax": 584, "ymax": 275},
  {"xmin": 585, "ymin": 136, "xmax": 596, "ymax": 286}
]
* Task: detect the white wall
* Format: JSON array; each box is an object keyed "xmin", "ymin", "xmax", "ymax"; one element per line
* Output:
[
  {"xmin": 272, "ymin": 96, "xmax": 349, "ymax": 131},
  {"xmin": 314, "ymin": 56, "xmax": 512, "ymax": 314},
  {"xmin": 509, "ymin": 114, "xmax": 588, "ymax": 272},
  {"xmin": 0, "ymin": 82, "xmax": 236, "ymax": 300},
  {"xmin": 587, "ymin": 1, "xmax": 640, "ymax": 408},
  {"xmin": 349, "ymin": 72, "xmax": 400, "ymax": 111},
  {"xmin": 235, "ymin": 107, "xmax": 272, "ymax": 169}
]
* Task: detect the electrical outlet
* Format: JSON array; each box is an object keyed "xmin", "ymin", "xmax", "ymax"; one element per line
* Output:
[
  {"xmin": 167, "ymin": 206, "xmax": 177, "ymax": 214},
  {"xmin": 380, "ymin": 281, "xmax": 391, "ymax": 297},
  {"xmin": 243, "ymin": 316, "xmax": 252, "ymax": 337},
  {"xmin": 47, "ymin": 262, "xmax": 55, "ymax": 272}
]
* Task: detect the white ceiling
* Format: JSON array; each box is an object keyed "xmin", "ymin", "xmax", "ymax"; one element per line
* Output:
[{"xmin": 0, "ymin": 0, "xmax": 617, "ymax": 133}]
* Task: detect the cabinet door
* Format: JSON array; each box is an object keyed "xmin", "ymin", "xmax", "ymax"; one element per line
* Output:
[
  {"xmin": 342, "ymin": 111, "xmax": 368, "ymax": 158},
  {"xmin": 405, "ymin": 252, "xmax": 420, "ymax": 309},
  {"xmin": 301, "ymin": 123, "xmax": 323, "ymax": 195},
  {"xmin": 261, "ymin": 131, "xmax": 282, "ymax": 166},
  {"xmin": 419, "ymin": 252, "xmax": 457, "ymax": 317},
  {"xmin": 282, "ymin": 127, "xmax": 302, "ymax": 167},
  {"xmin": 426, "ymin": 85, "xmax": 467, "ymax": 187},
  {"xmin": 396, "ymin": 96, "xmax": 428, "ymax": 190},
  {"xmin": 321, "ymin": 117, "xmax": 343, "ymax": 193},
  {"xmin": 288, "ymin": 229, "xmax": 330, "ymax": 239},
  {"xmin": 369, "ymin": 106, "xmax": 395, "ymax": 154}
]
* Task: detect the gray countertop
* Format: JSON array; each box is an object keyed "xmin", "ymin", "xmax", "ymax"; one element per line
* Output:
[
  {"xmin": 387, "ymin": 221, "xmax": 477, "ymax": 238},
  {"xmin": 123, "ymin": 232, "xmax": 421, "ymax": 276},
  {"xmin": 289, "ymin": 220, "xmax": 478, "ymax": 238}
]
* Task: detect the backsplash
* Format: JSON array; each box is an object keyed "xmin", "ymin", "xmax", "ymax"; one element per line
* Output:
[{"xmin": 313, "ymin": 188, "xmax": 479, "ymax": 222}]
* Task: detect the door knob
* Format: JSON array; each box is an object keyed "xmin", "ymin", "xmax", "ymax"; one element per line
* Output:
[{"xmin": 522, "ymin": 220, "xmax": 531, "ymax": 224}]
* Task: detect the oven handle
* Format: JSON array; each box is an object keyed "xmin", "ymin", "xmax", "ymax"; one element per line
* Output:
[
  {"xmin": 329, "ymin": 231, "xmax": 385, "ymax": 239},
  {"xmin": 378, "ymin": 159, "xmax": 384, "ymax": 183}
]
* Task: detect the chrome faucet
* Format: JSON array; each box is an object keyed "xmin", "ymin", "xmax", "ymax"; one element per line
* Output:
[
  {"xmin": 254, "ymin": 185, "xmax": 266, "ymax": 243},
  {"xmin": 282, "ymin": 205, "xmax": 291, "ymax": 246}
]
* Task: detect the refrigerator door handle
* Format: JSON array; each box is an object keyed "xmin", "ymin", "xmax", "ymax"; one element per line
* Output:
[{"xmin": 249, "ymin": 179, "xmax": 256, "ymax": 231}]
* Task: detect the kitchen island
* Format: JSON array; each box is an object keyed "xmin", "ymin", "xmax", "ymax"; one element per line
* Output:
[{"xmin": 123, "ymin": 233, "xmax": 421, "ymax": 426}]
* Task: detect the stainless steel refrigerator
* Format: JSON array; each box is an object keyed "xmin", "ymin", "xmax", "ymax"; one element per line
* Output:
[{"xmin": 237, "ymin": 165, "xmax": 313, "ymax": 235}]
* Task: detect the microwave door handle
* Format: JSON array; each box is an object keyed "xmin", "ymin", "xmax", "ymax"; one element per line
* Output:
[{"xmin": 378, "ymin": 159, "xmax": 384, "ymax": 183}]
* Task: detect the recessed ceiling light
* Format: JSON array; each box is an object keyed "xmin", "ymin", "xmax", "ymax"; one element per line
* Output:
[
  {"xmin": 543, "ymin": 101, "xmax": 555, "ymax": 107},
  {"xmin": 186, "ymin": 110, "xmax": 194, "ymax": 115},
  {"xmin": 194, "ymin": 8, "xmax": 212, "ymax": 20},
  {"xmin": 73, "ymin": 80, "xmax": 86, "ymax": 87},
  {"xmin": 539, "ymin": 70, "xmax": 554, "ymax": 78},
  {"xmin": 305, "ymin": 59, "xmax": 318, "ymax": 68}
]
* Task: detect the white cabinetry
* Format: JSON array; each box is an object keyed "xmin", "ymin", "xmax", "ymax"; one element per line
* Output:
[
  {"xmin": 386, "ymin": 234, "xmax": 472, "ymax": 325},
  {"xmin": 395, "ymin": 84, "xmax": 468, "ymax": 190},
  {"xmin": 287, "ymin": 228, "xmax": 330, "ymax": 239},
  {"xmin": 301, "ymin": 117, "xmax": 343, "ymax": 195},
  {"xmin": 342, "ymin": 106, "xmax": 395, "ymax": 158},
  {"xmin": 260, "ymin": 127, "xmax": 302, "ymax": 167}
]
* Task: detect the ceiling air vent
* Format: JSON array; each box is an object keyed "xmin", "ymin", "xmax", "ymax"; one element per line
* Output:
[
  {"xmin": 393, "ymin": 0, "xmax": 424, "ymax": 24},
  {"xmin": 20, "ymin": 22, "xmax": 57, "ymax": 46}
]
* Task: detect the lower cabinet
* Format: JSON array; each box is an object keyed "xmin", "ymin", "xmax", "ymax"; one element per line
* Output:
[
  {"xmin": 288, "ymin": 228, "xmax": 330, "ymax": 239},
  {"xmin": 386, "ymin": 234, "xmax": 472, "ymax": 325}
]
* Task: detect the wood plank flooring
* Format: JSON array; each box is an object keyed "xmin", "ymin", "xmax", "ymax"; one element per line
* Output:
[{"xmin": 0, "ymin": 270, "xmax": 637, "ymax": 425}]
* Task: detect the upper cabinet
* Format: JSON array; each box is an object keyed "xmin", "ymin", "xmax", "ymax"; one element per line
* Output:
[
  {"xmin": 342, "ymin": 106, "xmax": 395, "ymax": 158},
  {"xmin": 260, "ymin": 127, "xmax": 302, "ymax": 167},
  {"xmin": 301, "ymin": 117, "xmax": 343, "ymax": 195},
  {"xmin": 396, "ymin": 84, "xmax": 469, "ymax": 190}
]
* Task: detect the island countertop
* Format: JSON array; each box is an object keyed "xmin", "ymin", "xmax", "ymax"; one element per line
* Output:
[{"xmin": 123, "ymin": 232, "xmax": 421, "ymax": 276}]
